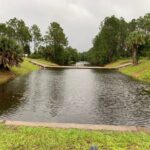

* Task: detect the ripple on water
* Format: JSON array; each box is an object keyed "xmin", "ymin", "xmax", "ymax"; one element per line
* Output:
[{"xmin": 0, "ymin": 69, "xmax": 150, "ymax": 126}]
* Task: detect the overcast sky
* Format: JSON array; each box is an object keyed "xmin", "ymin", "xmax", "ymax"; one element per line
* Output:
[{"xmin": 0, "ymin": 0, "xmax": 150, "ymax": 51}]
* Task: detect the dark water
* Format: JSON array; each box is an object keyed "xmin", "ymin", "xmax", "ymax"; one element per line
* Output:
[{"xmin": 0, "ymin": 69, "xmax": 150, "ymax": 127}]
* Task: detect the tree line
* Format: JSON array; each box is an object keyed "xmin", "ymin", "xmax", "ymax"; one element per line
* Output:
[
  {"xmin": 0, "ymin": 14, "xmax": 150, "ymax": 69},
  {"xmin": 0, "ymin": 18, "xmax": 79, "ymax": 69},
  {"xmin": 82, "ymin": 13, "xmax": 150, "ymax": 66}
]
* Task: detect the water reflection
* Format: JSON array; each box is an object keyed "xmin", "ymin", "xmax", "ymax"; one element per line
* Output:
[{"xmin": 0, "ymin": 69, "xmax": 150, "ymax": 126}]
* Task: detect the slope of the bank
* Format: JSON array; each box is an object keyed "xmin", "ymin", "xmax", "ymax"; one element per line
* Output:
[
  {"xmin": 106, "ymin": 58, "xmax": 150, "ymax": 84},
  {"xmin": 0, "ymin": 59, "xmax": 39, "ymax": 85},
  {"xmin": 120, "ymin": 58, "xmax": 150, "ymax": 84}
]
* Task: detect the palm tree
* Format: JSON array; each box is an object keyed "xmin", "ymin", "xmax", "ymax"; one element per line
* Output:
[
  {"xmin": 126, "ymin": 30, "xmax": 146, "ymax": 65},
  {"xmin": 0, "ymin": 36, "xmax": 23, "ymax": 70}
]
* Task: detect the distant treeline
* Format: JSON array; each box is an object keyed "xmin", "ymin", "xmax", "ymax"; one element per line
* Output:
[
  {"xmin": 81, "ymin": 13, "xmax": 150, "ymax": 66},
  {"xmin": 1, "ymin": 14, "xmax": 150, "ymax": 67},
  {"xmin": 0, "ymin": 18, "xmax": 79, "ymax": 65}
]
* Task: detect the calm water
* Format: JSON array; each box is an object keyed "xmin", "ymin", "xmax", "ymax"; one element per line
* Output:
[{"xmin": 0, "ymin": 69, "xmax": 150, "ymax": 127}]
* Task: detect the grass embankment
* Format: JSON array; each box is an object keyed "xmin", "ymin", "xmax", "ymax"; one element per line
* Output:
[
  {"xmin": 0, "ymin": 58, "xmax": 57, "ymax": 85},
  {"xmin": 28, "ymin": 58, "xmax": 57, "ymax": 66},
  {"xmin": 11, "ymin": 59, "xmax": 39, "ymax": 76},
  {"xmin": 0, "ymin": 124, "xmax": 149, "ymax": 150},
  {"xmin": 105, "ymin": 58, "xmax": 132, "ymax": 68},
  {"xmin": 0, "ymin": 59, "xmax": 39, "ymax": 85},
  {"xmin": 106, "ymin": 58, "xmax": 150, "ymax": 83},
  {"xmin": 120, "ymin": 59, "xmax": 150, "ymax": 83}
]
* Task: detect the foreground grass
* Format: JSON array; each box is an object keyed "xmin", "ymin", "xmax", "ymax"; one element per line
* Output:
[{"xmin": 0, "ymin": 124, "xmax": 150, "ymax": 150}]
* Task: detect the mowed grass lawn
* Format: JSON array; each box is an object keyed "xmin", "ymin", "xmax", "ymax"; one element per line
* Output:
[
  {"xmin": 120, "ymin": 58, "xmax": 150, "ymax": 83},
  {"xmin": 0, "ymin": 124, "xmax": 150, "ymax": 150},
  {"xmin": 106, "ymin": 57, "xmax": 150, "ymax": 83},
  {"xmin": 105, "ymin": 58, "xmax": 132, "ymax": 67},
  {"xmin": 11, "ymin": 59, "xmax": 39, "ymax": 76},
  {"xmin": 0, "ymin": 59, "xmax": 39, "ymax": 85},
  {"xmin": 27, "ymin": 58, "xmax": 57, "ymax": 66}
]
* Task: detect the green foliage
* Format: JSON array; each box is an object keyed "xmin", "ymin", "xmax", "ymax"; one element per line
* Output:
[
  {"xmin": 0, "ymin": 19, "xmax": 78, "ymax": 66},
  {"xmin": 0, "ymin": 36, "xmax": 23, "ymax": 68},
  {"xmin": 88, "ymin": 16, "xmax": 129, "ymax": 65},
  {"xmin": 64, "ymin": 47, "xmax": 79, "ymax": 65},
  {"xmin": 45, "ymin": 22, "xmax": 68, "ymax": 46},
  {"xmin": 0, "ymin": 23, "xmax": 7, "ymax": 36},
  {"xmin": 44, "ymin": 22, "xmax": 69, "ymax": 65},
  {"xmin": 126, "ymin": 30, "xmax": 147, "ymax": 64},
  {"xmin": 78, "ymin": 51, "xmax": 88, "ymax": 61},
  {"xmin": 6, "ymin": 18, "xmax": 32, "ymax": 47},
  {"xmin": 87, "ymin": 13, "xmax": 150, "ymax": 66},
  {"xmin": 30, "ymin": 52, "xmax": 43, "ymax": 59},
  {"xmin": 31, "ymin": 24, "xmax": 42, "ymax": 52},
  {"xmin": 23, "ymin": 44, "xmax": 31, "ymax": 55}
]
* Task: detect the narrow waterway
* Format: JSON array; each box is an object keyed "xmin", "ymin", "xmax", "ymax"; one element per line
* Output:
[{"xmin": 0, "ymin": 69, "xmax": 150, "ymax": 127}]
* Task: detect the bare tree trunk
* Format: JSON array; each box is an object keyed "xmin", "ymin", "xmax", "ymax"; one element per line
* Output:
[{"xmin": 132, "ymin": 48, "xmax": 138, "ymax": 65}]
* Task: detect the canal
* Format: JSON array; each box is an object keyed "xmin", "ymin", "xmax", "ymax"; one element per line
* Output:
[{"xmin": 0, "ymin": 69, "xmax": 150, "ymax": 127}]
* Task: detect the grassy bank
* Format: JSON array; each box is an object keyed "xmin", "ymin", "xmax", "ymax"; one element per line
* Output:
[
  {"xmin": 120, "ymin": 58, "xmax": 150, "ymax": 83},
  {"xmin": 0, "ymin": 59, "xmax": 39, "ymax": 85},
  {"xmin": 28, "ymin": 58, "xmax": 57, "ymax": 66},
  {"xmin": 106, "ymin": 58, "xmax": 150, "ymax": 83},
  {"xmin": 11, "ymin": 59, "xmax": 39, "ymax": 76},
  {"xmin": 105, "ymin": 58, "xmax": 132, "ymax": 67},
  {"xmin": 0, "ymin": 124, "xmax": 149, "ymax": 150}
]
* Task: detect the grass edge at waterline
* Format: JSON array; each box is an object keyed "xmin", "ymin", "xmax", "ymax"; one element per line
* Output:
[{"xmin": 0, "ymin": 123, "xmax": 150, "ymax": 150}]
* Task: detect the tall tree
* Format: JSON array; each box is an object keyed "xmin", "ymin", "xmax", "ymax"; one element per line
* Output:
[
  {"xmin": 6, "ymin": 18, "xmax": 32, "ymax": 48},
  {"xmin": 0, "ymin": 23, "xmax": 7, "ymax": 36},
  {"xmin": 88, "ymin": 16, "xmax": 128, "ymax": 65},
  {"xmin": 30, "ymin": 24, "xmax": 42, "ymax": 52},
  {"xmin": 45, "ymin": 22, "xmax": 68, "ymax": 65}
]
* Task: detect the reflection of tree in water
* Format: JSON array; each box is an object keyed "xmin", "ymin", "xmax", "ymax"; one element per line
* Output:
[
  {"xmin": 46, "ymin": 69, "xmax": 65, "ymax": 117},
  {"xmin": 0, "ymin": 76, "xmax": 27, "ymax": 116}
]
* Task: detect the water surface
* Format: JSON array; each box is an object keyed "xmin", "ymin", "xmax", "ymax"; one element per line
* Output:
[{"xmin": 0, "ymin": 69, "xmax": 150, "ymax": 127}]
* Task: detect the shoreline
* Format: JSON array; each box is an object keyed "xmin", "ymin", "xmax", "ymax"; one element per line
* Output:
[
  {"xmin": 0, "ymin": 59, "xmax": 39, "ymax": 85},
  {"xmin": 1, "ymin": 120, "xmax": 150, "ymax": 133}
]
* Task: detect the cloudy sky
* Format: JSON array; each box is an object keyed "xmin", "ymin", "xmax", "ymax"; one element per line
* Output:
[{"xmin": 0, "ymin": 0, "xmax": 150, "ymax": 51}]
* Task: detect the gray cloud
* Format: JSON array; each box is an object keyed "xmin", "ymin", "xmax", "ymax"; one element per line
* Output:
[{"xmin": 0, "ymin": 0, "xmax": 150, "ymax": 51}]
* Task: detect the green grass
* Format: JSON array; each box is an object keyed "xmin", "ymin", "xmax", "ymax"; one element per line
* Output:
[
  {"xmin": 28, "ymin": 58, "xmax": 57, "ymax": 66},
  {"xmin": 105, "ymin": 58, "xmax": 132, "ymax": 67},
  {"xmin": 11, "ymin": 59, "xmax": 39, "ymax": 76},
  {"xmin": 106, "ymin": 58, "xmax": 150, "ymax": 83},
  {"xmin": 0, "ymin": 59, "xmax": 39, "ymax": 85},
  {"xmin": 120, "ymin": 58, "xmax": 150, "ymax": 83},
  {"xmin": 0, "ymin": 124, "xmax": 150, "ymax": 150}
]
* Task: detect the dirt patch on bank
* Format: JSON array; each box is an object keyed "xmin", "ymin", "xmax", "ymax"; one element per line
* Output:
[{"xmin": 0, "ymin": 71, "xmax": 15, "ymax": 85}]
